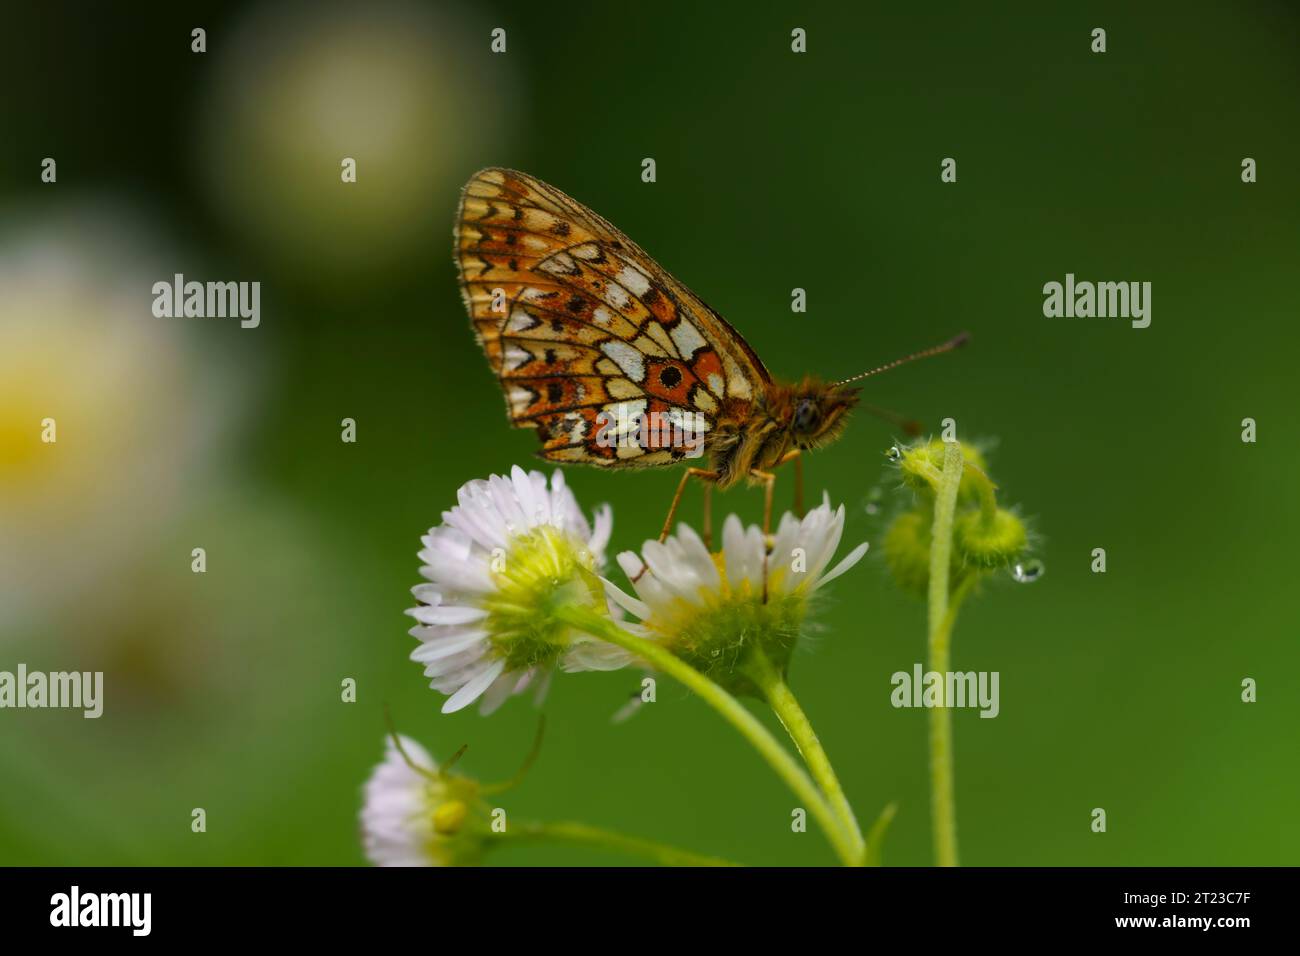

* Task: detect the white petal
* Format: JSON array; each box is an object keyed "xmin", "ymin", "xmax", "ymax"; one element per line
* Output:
[
  {"xmin": 441, "ymin": 659, "xmax": 507, "ymax": 713},
  {"xmin": 814, "ymin": 541, "xmax": 870, "ymax": 590},
  {"xmin": 510, "ymin": 465, "xmax": 538, "ymax": 527},
  {"xmin": 410, "ymin": 583, "xmax": 441, "ymax": 604},
  {"xmin": 478, "ymin": 671, "xmax": 518, "ymax": 715},
  {"xmin": 420, "ymin": 550, "xmax": 494, "ymax": 594},
  {"xmin": 407, "ymin": 604, "xmax": 488, "ymax": 626},
  {"xmin": 673, "ymin": 523, "xmax": 721, "ymax": 590},
  {"xmin": 601, "ymin": 576, "xmax": 652, "ymax": 621},
  {"xmin": 588, "ymin": 503, "xmax": 613, "ymax": 560},
  {"xmin": 409, "ymin": 630, "xmax": 487, "ymax": 663},
  {"xmin": 617, "ymin": 550, "xmax": 645, "ymax": 582}
]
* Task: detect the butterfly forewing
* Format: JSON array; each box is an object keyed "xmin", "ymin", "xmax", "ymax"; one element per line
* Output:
[{"xmin": 454, "ymin": 168, "xmax": 770, "ymax": 467}]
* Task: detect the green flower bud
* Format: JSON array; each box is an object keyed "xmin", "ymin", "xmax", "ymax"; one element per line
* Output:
[
  {"xmin": 953, "ymin": 508, "xmax": 1027, "ymax": 568},
  {"xmin": 883, "ymin": 511, "xmax": 932, "ymax": 597},
  {"xmin": 896, "ymin": 439, "xmax": 990, "ymax": 503}
]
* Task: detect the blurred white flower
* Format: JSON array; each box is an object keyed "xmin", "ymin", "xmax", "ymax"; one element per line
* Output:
[
  {"xmin": 197, "ymin": 0, "xmax": 517, "ymax": 279},
  {"xmin": 407, "ymin": 467, "xmax": 630, "ymax": 715},
  {"xmin": 361, "ymin": 735, "xmax": 481, "ymax": 867},
  {"xmin": 0, "ymin": 205, "xmax": 241, "ymax": 634}
]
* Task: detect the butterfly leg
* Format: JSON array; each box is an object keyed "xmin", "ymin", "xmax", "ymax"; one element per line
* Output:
[
  {"xmin": 750, "ymin": 468, "xmax": 778, "ymax": 540},
  {"xmin": 750, "ymin": 468, "xmax": 779, "ymax": 603},
  {"xmin": 658, "ymin": 467, "xmax": 719, "ymax": 544},
  {"xmin": 776, "ymin": 449, "xmax": 804, "ymax": 518},
  {"xmin": 636, "ymin": 468, "xmax": 718, "ymax": 584},
  {"xmin": 701, "ymin": 481, "xmax": 714, "ymax": 550}
]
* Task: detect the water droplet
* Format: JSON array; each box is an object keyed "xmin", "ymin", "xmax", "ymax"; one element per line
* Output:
[
  {"xmin": 1011, "ymin": 560, "xmax": 1044, "ymax": 583},
  {"xmin": 885, "ymin": 446, "xmax": 902, "ymax": 463},
  {"xmin": 864, "ymin": 502, "xmax": 880, "ymax": 515}
]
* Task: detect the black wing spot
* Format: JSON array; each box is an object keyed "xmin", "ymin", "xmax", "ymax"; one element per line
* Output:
[
  {"xmin": 659, "ymin": 365, "xmax": 683, "ymax": 388},
  {"xmin": 547, "ymin": 383, "xmax": 564, "ymax": 404}
]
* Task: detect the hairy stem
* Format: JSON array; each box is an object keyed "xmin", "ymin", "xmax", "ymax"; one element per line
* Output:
[
  {"xmin": 492, "ymin": 820, "xmax": 740, "ymax": 867},
  {"xmin": 556, "ymin": 604, "xmax": 859, "ymax": 866},
  {"xmin": 928, "ymin": 441, "xmax": 964, "ymax": 867}
]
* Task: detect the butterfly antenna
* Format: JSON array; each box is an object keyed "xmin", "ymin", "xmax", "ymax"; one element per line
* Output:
[
  {"xmin": 480, "ymin": 715, "xmax": 547, "ymax": 796},
  {"xmin": 833, "ymin": 332, "xmax": 970, "ymax": 387},
  {"xmin": 383, "ymin": 703, "xmax": 443, "ymax": 785}
]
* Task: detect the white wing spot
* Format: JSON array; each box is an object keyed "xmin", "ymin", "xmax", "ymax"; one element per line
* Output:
[
  {"xmin": 506, "ymin": 307, "xmax": 538, "ymax": 333},
  {"xmin": 540, "ymin": 252, "xmax": 577, "ymax": 275},
  {"xmin": 605, "ymin": 283, "xmax": 630, "ymax": 309},
  {"xmin": 617, "ymin": 265, "xmax": 651, "ymax": 297},
  {"xmin": 503, "ymin": 345, "xmax": 531, "ymax": 370},
  {"xmin": 670, "ymin": 320, "xmax": 707, "ymax": 358},
  {"xmin": 509, "ymin": 386, "xmax": 535, "ymax": 414},
  {"xmin": 600, "ymin": 340, "xmax": 647, "ymax": 382}
]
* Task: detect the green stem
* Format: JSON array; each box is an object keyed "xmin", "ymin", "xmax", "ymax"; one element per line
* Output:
[
  {"xmin": 741, "ymin": 647, "xmax": 866, "ymax": 864},
  {"xmin": 928, "ymin": 441, "xmax": 964, "ymax": 867},
  {"xmin": 492, "ymin": 820, "xmax": 740, "ymax": 867},
  {"xmin": 555, "ymin": 604, "xmax": 860, "ymax": 866},
  {"xmin": 863, "ymin": 802, "xmax": 898, "ymax": 867}
]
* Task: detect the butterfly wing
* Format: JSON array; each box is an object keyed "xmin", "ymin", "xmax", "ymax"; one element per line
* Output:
[{"xmin": 454, "ymin": 167, "xmax": 770, "ymax": 467}]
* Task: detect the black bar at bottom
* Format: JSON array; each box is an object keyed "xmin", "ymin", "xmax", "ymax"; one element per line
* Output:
[{"xmin": 0, "ymin": 866, "xmax": 1284, "ymax": 941}]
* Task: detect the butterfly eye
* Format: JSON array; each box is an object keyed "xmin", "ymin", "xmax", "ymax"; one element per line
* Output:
[{"xmin": 793, "ymin": 399, "xmax": 820, "ymax": 432}]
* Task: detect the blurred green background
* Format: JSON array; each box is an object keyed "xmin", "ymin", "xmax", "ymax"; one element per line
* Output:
[{"xmin": 1, "ymin": 0, "xmax": 1296, "ymax": 866}]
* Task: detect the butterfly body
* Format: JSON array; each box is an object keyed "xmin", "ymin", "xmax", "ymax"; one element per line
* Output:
[{"xmin": 707, "ymin": 376, "xmax": 861, "ymax": 489}]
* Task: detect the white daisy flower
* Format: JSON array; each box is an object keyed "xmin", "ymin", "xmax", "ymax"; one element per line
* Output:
[
  {"xmin": 360, "ymin": 735, "xmax": 482, "ymax": 867},
  {"xmin": 407, "ymin": 466, "xmax": 629, "ymax": 715},
  {"xmin": 603, "ymin": 496, "xmax": 869, "ymax": 684}
]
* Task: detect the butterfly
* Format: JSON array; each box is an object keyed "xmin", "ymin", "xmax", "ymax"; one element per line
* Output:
[{"xmin": 454, "ymin": 168, "xmax": 966, "ymax": 542}]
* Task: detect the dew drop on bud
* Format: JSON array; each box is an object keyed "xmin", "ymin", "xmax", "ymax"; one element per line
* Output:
[
  {"xmin": 886, "ymin": 446, "xmax": 902, "ymax": 463},
  {"xmin": 1011, "ymin": 560, "xmax": 1044, "ymax": 583}
]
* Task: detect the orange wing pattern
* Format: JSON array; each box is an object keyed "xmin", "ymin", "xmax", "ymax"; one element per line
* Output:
[{"xmin": 454, "ymin": 168, "xmax": 770, "ymax": 467}]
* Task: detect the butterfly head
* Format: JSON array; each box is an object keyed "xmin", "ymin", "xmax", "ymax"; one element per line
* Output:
[{"xmin": 784, "ymin": 378, "xmax": 860, "ymax": 451}]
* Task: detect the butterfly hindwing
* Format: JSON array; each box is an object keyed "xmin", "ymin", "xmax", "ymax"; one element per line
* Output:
[{"xmin": 454, "ymin": 168, "xmax": 770, "ymax": 466}]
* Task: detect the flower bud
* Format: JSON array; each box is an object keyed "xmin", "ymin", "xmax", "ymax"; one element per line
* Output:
[
  {"xmin": 953, "ymin": 508, "xmax": 1027, "ymax": 568},
  {"xmin": 896, "ymin": 439, "xmax": 989, "ymax": 502},
  {"xmin": 883, "ymin": 511, "xmax": 932, "ymax": 597}
]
